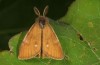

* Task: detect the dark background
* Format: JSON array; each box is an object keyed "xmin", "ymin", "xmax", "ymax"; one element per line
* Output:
[{"xmin": 0, "ymin": 0, "xmax": 75, "ymax": 51}]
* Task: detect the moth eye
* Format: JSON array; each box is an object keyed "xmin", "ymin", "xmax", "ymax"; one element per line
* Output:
[{"xmin": 34, "ymin": 44, "xmax": 38, "ymax": 47}]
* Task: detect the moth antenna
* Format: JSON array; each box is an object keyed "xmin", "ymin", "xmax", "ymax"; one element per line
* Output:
[
  {"xmin": 43, "ymin": 5, "xmax": 49, "ymax": 16},
  {"xmin": 34, "ymin": 7, "xmax": 40, "ymax": 16}
]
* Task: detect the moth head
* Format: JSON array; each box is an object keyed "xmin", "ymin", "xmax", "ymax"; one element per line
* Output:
[{"xmin": 34, "ymin": 6, "xmax": 49, "ymax": 29}]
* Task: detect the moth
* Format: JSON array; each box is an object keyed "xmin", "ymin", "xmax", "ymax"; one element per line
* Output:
[{"xmin": 18, "ymin": 6, "xmax": 64, "ymax": 60}]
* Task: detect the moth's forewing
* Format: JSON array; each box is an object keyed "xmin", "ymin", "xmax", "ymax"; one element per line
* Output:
[
  {"xmin": 42, "ymin": 21, "xmax": 64, "ymax": 60},
  {"xmin": 18, "ymin": 5, "xmax": 64, "ymax": 60},
  {"xmin": 18, "ymin": 22, "xmax": 41, "ymax": 60}
]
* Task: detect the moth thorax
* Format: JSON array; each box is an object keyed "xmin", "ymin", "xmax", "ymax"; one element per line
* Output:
[{"xmin": 39, "ymin": 17, "xmax": 46, "ymax": 29}]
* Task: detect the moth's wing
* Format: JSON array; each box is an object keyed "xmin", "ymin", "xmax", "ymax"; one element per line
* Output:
[
  {"xmin": 43, "ymin": 23, "xmax": 64, "ymax": 60},
  {"xmin": 18, "ymin": 22, "xmax": 41, "ymax": 60}
]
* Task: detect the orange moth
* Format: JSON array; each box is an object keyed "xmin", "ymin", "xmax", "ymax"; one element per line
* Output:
[{"xmin": 18, "ymin": 6, "xmax": 64, "ymax": 60}]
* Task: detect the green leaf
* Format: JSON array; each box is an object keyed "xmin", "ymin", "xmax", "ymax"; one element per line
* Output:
[
  {"xmin": 60, "ymin": 0, "xmax": 100, "ymax": 64},
  {"xmin": 0, "ymin": 19, "xmax": 99, "ymax": 65}
]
